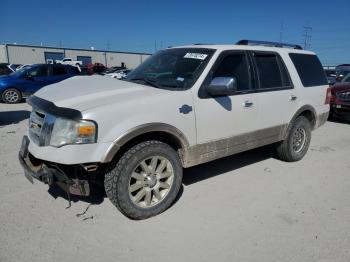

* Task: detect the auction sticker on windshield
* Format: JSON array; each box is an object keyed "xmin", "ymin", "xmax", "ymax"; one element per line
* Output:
[{"xmin": 184, "ymin": 53, "xmax": 208, "ymax": 60}]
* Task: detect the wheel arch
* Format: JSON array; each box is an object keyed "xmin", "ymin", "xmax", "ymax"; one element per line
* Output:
[
  {"xmin": 102, "ymin": 123, "xmax": 190, "ymax": 165},
  {"xmin": 282, "ymin": 105, "xmax": 317, "ymax": 139}
]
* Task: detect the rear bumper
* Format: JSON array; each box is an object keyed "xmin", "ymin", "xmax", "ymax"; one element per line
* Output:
[
  {"xmin": 316, "ymin": 111, "xmax": 329, "ymax": 128},
  {"xmin": 331, "ymin": 102, "xmax": 350, "ymax": 119}
]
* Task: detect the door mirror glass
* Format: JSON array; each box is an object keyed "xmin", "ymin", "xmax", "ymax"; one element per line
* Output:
[{"xmin": 206, "ymin": 77, "xmax": 237, "ymax": 96}]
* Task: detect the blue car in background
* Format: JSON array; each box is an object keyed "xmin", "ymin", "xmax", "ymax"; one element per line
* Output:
[{"xmin": 0, "ymin": 64, "xmax": 80, "ymax": 103}]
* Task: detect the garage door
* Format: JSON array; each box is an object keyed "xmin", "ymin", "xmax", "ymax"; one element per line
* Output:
[
  {"xmin": 44, "ymin": 52, "xmax": 64, "ymax": 63},
  {"xmin": 77, "ymin": 56, "xmax": 92, "ymax": 66}
]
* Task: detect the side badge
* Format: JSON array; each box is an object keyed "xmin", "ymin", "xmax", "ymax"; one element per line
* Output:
[{"xmin": 179, "ymin": 104, "xmax": 193, "ymax": 114}]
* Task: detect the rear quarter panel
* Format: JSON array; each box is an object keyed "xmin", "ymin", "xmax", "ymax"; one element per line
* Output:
[{"xmin": 282, "ymin": 50, "xmax": 329, "ymax": 121}]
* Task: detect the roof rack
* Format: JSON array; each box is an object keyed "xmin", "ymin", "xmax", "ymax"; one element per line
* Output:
[{"xmin": 236, "ymin": 40, "xmax": 303, "ymax": 50}]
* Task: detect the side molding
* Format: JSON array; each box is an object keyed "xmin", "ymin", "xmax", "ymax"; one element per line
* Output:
[{"xmin": 101, "ymin": 123, "xmax": 190, "ymax": 163}]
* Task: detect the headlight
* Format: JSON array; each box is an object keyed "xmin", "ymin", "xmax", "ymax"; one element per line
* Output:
[{"xmin": 50, "ymin": 118, "xmax": 97, "ymax": 147}]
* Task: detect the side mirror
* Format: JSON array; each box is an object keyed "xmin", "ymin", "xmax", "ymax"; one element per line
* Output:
[{"xmin": 206, "ymin": 77, "xmax": 237, "ymax": 96}]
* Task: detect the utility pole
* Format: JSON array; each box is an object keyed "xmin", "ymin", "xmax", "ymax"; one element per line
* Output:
[
  {"xmin": 279, "ymin": 20, "xmax": 284, "ymax": 43},
  {"xmin": 303, "ymin": 26, "xmax": 312, "ymax": 49}
]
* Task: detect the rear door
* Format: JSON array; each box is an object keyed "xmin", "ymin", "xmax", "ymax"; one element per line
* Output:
[
  {"xmin": 49, "ymin": 65, "xmax": 72, "ymax": 84},
  {"xmin": 194, "ymin": 50, "xmax": 259, "ymax": 144},
  {"xmin": 250, "ymin": 51, "xmax": 299, "ymax": 134}
]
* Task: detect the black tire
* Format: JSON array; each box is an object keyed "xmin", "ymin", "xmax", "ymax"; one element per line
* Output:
[
  {"xmin": 1, "ymin": 88, "xmax": 22, "ymax": 104},
  {"xmin": 276, "ymin": 116, "xmax": 312, "ymax": 162},
  {"xmin": 104, "ymin": 140, "xmax": 183, "ymax": 219}
]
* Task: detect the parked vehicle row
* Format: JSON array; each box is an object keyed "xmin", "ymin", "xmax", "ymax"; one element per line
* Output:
[
  {"xmin": 335, "ymin": 64, "xmax": 350, "ymax": 82},
  {"xmin": 324, "ymin": 69, "xmax": 336, "ymax": 85},
  {"xmin": 105, "ymin": 69, "xmax": 132, "ymax": 79},
  {"xmin": 102, "ymin": 66, "xmax": 127, "ymax": 75},
  {"xmin": 329, "ymin": 83, "xmax": 350, "ymax": 120},
  {"xmin": 0, "ymin": 62, "xmax": 134, "ymax": 103},
  {"xmin": 0, "ymin": 64, "xmax": 80, "ymax": 103},
  {"xmin": 55, "ymin": 57, "xmax": 83, "ymax": 66}
]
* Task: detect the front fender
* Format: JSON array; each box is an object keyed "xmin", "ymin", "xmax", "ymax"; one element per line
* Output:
[{"xmin": 101, "ymin": 122, "xmax": 190, "ymax": 163}]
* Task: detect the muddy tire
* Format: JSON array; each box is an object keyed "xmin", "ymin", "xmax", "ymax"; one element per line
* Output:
[
  {"xmin": 104, "ymin": 140, "xmax": 183, "ymax": 219},
  {"xmin": 276, "ymin": 116, "xmax": 312, "ymax": 162}
]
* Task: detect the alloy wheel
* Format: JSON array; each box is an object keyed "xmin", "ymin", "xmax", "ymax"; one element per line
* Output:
[{"xmin": 128, "ymin": 156, "xmax": 174, "ymax": 208}]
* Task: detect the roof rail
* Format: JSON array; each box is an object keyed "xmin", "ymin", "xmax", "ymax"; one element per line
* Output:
[{"xmin": 236, "ymin": 40, "xmax": 303, "ymax": 50}]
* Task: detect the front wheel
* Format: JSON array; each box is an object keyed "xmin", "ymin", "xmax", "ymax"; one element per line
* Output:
[
  {"xmin": 276, "ymin": 116, "xmax": 312, "ymax": 162},
  {"xmin": 104, "ymin": 140, "xmax": 183, "ymax": 219},
  {"xmin": 2, "ymin": 88, "xmax": 22, "ymax": 103}
]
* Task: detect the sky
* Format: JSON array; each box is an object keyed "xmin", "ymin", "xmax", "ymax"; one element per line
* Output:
[{"xmin": 1, "ymin": 0, "xmax": 349, "ymax": 65}]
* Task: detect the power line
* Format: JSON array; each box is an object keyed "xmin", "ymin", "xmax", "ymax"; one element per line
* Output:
[{"xmin": 303, "ymin": 26, "xmax": 312, "ymax": 49}]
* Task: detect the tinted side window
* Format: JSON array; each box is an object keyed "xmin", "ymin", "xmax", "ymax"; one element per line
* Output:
[
  {"xmin": 213, "ymin": 53, "xmax": 251, "ymax": 91},
  {"xmin": 0, "ymin": 65, "xmax": 12, "ymax": 75},
  {"xmin": 27, "ymin": 66, "xmax": 48, "ymax": 77},
  {"xmin": 253, "ymin": 52, "xmax": 291, "ymax": 89},
  {"xmin": 289, "ymin": 53, "xmax": 327, "ymax": 87},
  {"xmin": 52, "ymin": 66, "xmax": 67, "ymax": 75}
]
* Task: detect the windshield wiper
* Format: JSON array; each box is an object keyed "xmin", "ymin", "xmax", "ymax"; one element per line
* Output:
[{"xmin": 129, "ymin": 77, "xmax": 163, "ymax": 89}]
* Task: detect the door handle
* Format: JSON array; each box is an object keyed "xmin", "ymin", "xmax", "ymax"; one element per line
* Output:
[
  {"xmin": 243, "ymin": 100, "xmax": 254, "ymax": 108},
  {"xmin": 289, "ymin": 95, "xmax": 297, "ymax": 101}
]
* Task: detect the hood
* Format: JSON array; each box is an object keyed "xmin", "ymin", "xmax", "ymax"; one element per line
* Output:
[
  {"xmin": 331, "ymin": 83, "xmax": 350, "ymax": 93},
  {"xmin": 34, "ymin": 75, "xmax": 172, "ymax": 111},
  {"xmin": 0, "ymin": 74, "xmax": 17, "ymax": 81}
]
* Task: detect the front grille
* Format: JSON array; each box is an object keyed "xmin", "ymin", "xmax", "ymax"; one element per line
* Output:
[
  {"xmin": 28, "ymin": 109, "xmax": 56, "ymax": 146},
  {"xmin": 337, "ymin": 91, "xmax": 350, "ymax": 101}
]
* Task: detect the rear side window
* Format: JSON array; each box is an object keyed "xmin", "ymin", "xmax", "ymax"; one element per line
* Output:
[
  {"xmin": 52, "ymin": 66, "xmax": 67, "ymax": 75},
  {"xmin": 253, "ymin": 52, "xmax": 292, "ymax": 90},
  {"xmin": 289, "ymin": 53, "xmax": 327, "ymax": 87}
]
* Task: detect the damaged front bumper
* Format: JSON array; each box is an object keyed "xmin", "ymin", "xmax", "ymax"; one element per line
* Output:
[{"xmin": 19, "ymin": 136, "xmax": 90, "ymax": 197}]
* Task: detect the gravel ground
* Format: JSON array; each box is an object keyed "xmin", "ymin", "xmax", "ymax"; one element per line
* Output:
[{"xmin": 0, "ymin": 102, "xmax": 350, "ymax": 262}]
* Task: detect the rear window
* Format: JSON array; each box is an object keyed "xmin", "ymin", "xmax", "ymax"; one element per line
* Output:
[{"xmin": 289, "ymin": 53, "xmax": 327, "ymax": 87}]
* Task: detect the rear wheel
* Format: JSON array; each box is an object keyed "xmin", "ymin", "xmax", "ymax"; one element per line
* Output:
[
  {"xmin": 276, "ymin": 116, "xmax": 312, "ymax": 162},
  {"xmin": 2, "ymin": 88, "xmax": 22, "ymax": 103},
  {"xmin": 104, "ymin": 140, "xmax": 183, "ymax": 219}
]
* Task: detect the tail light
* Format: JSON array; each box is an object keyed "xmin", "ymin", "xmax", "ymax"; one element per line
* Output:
[{"xmin": 325, "ymin": 87, "xmax": 332, "ymax": 104}]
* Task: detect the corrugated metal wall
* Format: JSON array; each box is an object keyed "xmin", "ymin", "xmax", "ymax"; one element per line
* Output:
[
  {"xmin": 7, "ymin": 46, "xmax": 64, "ymax": 65},
  {"xmin": 0, "ymin": 45, "xmax": 8, "ymax": 63},
  {"xmin": 2, "ymin": 44, "xmax": 151, "ymax": 69}
]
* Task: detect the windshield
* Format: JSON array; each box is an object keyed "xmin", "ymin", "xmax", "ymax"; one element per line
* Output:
[
  {"xmin": 126, "ymin": 48, "xmax": 215, "ymax": 89},
  {"xmin": 9, "ymin": 65, "xmax": 35, "ymax": 76}
]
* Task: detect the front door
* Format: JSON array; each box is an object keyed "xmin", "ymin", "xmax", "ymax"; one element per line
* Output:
[
  {"xmin": 23, "ymin": 65, "xmax": 50, "ymax": 94},
  {"xmin": 194, "ymin": 51, "xmax": 259, "ymax": 145}
]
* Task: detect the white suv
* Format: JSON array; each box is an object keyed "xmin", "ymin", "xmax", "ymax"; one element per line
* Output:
[{"xmin": 19, "ymin": 40, "xmax": 330, "ymax": 219}]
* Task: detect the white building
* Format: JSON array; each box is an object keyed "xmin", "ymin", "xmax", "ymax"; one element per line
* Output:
[{"xmin": 0, "ymin": 44, "xmax": 151, "ymax": 69}]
